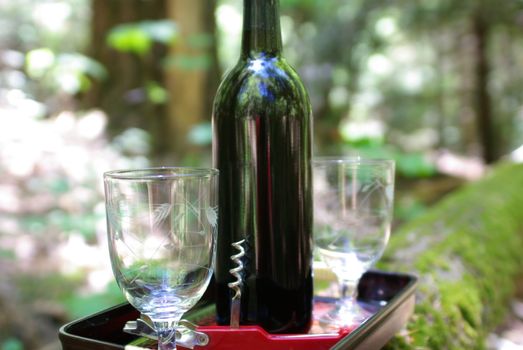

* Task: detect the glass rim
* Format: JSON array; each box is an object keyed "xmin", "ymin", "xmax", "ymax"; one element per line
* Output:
[
  {"xmin": 104, "ymin": 167, "xmax": 219, "ymax": 181},
  {"xmin": 312, "ymin": 156, "xmax": 395, "ymax": 167}
]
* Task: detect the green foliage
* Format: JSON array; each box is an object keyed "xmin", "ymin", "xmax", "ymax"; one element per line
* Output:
[
  {"xmin": 394, "ymin": 197, "xmax": 428, "ymax": 223},
  {"xmin": 313, "ymin": 278, "xmax": 331, "ymax": 293},
  {"xmin": 381, "ymin": 162, "xmax": 523, "ymax": 348},
  {"xmin": 341, "ymin": 145, "xmax": 437, "ymax": 178},
  {"xmin": 25, "ymin": 49, "xmax": 107, "ymax": 94},
  {"xmin": 186, "ymin": 33, "xmax": 214, "ymax": 49},
  {"xmin": 107, "ymin": 20, "xmax": 177, "ymax": 55},
  {"xmin": 64, "ymin": 282, "xmax": 125, "ymax": 318},
  {"xmin": 0, "ymin": 0, "xmax": 89, "ymax": 52},
  {"xmin": 18, "ymin": 209, "xmax": 101, "ymax": 241},
  {"xmin": 164, "ymin": 54, "xmax": 213, "ymax": 71},
  {"xmin": 277, "ymin": 0, "xmax": 523, "ymax": 161},
  {"xmin": 25, "ymin": 48, "xmax": 54, "ymax": 78},
  {"xmin": 112, "ymin": 128, "xmax": 152, "ymax": 156},
  {"xmin": 1, "ymin": 338, "xmax": 23, "ymax": 350},
  {"xmin": 0, "ymin": 249, "xmax": 15, "ymax": 260},
  {"xmin": 280, "ymin": 0, "xmax": 319, "ymax": 13},
  {"xmin": 20, "ymin": 215, "xmax": 47, "ymax": 233},
  {"xmin": 16, "ymin": 273, "xmax": 81, "ymax": 306},
  {"xmin": 108, "ymin": 26, "xmax": 152, "ymax": 55},
  {"xmin": 1, "ymin": 0, "xmax": 95, "ymax": 109},
  {"xmin": 188, "ymin": 123, "xmax": 213, "ymax": 146},
  {"xmin": 281, "ymin": 0, "xmax": 316, "ymax": 8},
  {"xmin": 48, "ymin": 210, "xmax": 102, "ymax": 240},
  {"xmin": 146, "ymin": 81, "xmax": 169, "ymax": 104},
  {"xmin": 48, "ymin": 178, "xmax": 71, "ymax": 194},
  {"xmin": 395, "ymin": 153, "xmax": 436, "ymax": 178}
]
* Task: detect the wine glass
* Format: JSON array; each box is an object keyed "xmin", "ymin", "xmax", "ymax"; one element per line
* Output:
[
  {"xmin": 104, "ymin": 167, "xmax": 218, "ymax": 350},
  {"xmin": 312, "ymin": 157, "xmax": 395, "ymax": 328}
]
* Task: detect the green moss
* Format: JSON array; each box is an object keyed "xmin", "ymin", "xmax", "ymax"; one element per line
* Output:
[{"xmin": 381, "ymin": 162, "xmax": 523, "ymax": 349}]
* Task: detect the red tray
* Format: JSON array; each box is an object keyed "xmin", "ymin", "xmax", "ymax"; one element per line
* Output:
[{"xmin": 59, "ymin": 270, "xmax": 417, "ymax": 350}]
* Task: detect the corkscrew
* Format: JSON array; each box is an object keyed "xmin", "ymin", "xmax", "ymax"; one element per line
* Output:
[{"xmin": 228, "ymin": 239, "xmax": 245, "ymax": 328}]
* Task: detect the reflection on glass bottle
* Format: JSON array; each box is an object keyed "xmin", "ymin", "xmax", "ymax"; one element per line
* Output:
[{"xmin": 212, "ymin": 0, "xmax": 313, "ymax": 334}]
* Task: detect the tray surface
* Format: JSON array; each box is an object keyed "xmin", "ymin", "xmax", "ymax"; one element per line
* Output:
[{"xmin": 59, "ymin": 270, "xmax": 417, "ymax": 350}]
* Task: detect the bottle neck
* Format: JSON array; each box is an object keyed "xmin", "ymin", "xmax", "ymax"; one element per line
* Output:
[{"xmin": 241, "ymin": 0, "xmax": 282, "ymax": 58}]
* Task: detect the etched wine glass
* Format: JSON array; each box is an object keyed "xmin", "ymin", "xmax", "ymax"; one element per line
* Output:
[
  {"xmin": 104, "ymin": 167, "xmax": 218, "ymax": 350},
  {"xmin": 313, "ymin": 158, "xmax": 395, "ymax": 328}
]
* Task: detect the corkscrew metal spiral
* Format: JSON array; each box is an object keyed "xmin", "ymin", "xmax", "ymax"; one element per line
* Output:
[{"xmin": 228, "ymin": 239, "xmax": 245, "ymax": 328}]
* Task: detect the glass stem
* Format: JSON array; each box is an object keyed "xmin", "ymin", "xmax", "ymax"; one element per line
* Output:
[
  {"xmin": 154, "ymin": 320, "xmax": 177, "ymax": 350},
  {"xmin": 339, "ymin": 279, "xmax": 358, "ymax": 302}
]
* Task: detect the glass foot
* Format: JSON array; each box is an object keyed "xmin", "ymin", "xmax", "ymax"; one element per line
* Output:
[{"xmin": 317, "ymin": 299, "xmax": 377, "ymax": 332}]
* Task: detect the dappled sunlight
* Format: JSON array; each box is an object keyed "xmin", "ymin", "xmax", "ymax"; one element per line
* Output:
[
  {"xmin": 216, "ymin": 2, "xmax": 242, "ymax": 69},
  {"xmin": 0, "ymin": 106, "xmax": 150, "ymax": 347},
  {"xmin": 432, "ymin": 150, "xmax": 485, "ymax": 180},
  {"xmin": 339, "ymin": 118, "xmax": 385, "ymax": 145},
  {"xmin": 367, "ymin": 54, "xmax": 393, "ymax": 76},
  {"xmin": 32, "ymin": 2, "xmax": 72, "ymax": 33},
  {"xmin": 1, "ymin": 0, "xmax": 523, "ymax": 348},
  {"xmin": 58, "ymin": 233, "xmax": 114, "ymax": 293},
  {"xmin": 510, "ymin": 144, "xmax": 523, "ymax": 163}
]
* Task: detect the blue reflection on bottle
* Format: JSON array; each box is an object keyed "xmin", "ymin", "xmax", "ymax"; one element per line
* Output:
[{"xmin": 246, "ymin": 53, "xmax": 289, "ymax": 103}]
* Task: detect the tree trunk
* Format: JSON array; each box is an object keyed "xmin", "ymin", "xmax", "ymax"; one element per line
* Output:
[
  {"xmin": 84, "ymin": 0, "xmax": 168, "ymax": 153},
  {"xmin": 383, "ymin": 162, "xmax": 523, "ymax": 348},
  {"xmin": 472, "ymin": 12, "xmax": 496, "ymax": 164},
  {"xmin": 164, "ymin": 0, "xmax": 219, "ymax": 161}
]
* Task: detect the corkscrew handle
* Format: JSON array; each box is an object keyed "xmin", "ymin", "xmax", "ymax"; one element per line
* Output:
[{"xmin": 228, "ymin": 239, "xmax": 245, "ymax": 328}]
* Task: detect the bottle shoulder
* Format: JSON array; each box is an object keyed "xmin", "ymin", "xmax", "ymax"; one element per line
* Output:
[{"xmin": 214, "ymin": 55, "xmax": 310, "ymax": 109}]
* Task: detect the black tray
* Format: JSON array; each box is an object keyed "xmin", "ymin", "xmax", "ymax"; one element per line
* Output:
[{"xmin": 59, "ymin": 270, "xmax": 417, "ymax": 350}]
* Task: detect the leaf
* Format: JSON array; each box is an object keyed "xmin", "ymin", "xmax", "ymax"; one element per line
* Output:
[
  {"xmin": 140, "ymin": 20, "xmax": 178, "ymax": 44},
  {"xmin": 187, "ymin": 33, "xmax": 213, "ymax": 49},
  {"xmin": 25, "ymin": 48, "xmax": 55, "ymax": 78},
  {"xmin": 146, "ymin": 81, "xmax": 168, "ymax": 104},
  {"xmin": 1, "ymin": 338, "xmax": 23, "ymax": 350},
  {"xmin": 107, "ymin": 24, "xmax": 152, "ymax": 55},
  {"xmin": 64, "ymin": 281, "xmax": 124, "ymax": 318},
  {"xmin": 57, "ymin": 53, "xmax": 108, "ymax": 80},
  {"xmin": 0, "ymin": 248, "xmax": 16, "ymax": 260},
  {"xmin": 164, "ymin": 54, "xmax": 212, "ymax": 71},
  {"xmin": 49, "ymin": 178, "xmax": 70, "ymax": 194},
  {"xmin": 187, "ymin": 122, "xmax": 212, "ymax": 146},
  {"xmin": 106, "ymin": 20, "xmax": 178, "ymax": 55},
  {"xmin": 396, "ymin": 153, "xmax": 436, "ymax": 178}
]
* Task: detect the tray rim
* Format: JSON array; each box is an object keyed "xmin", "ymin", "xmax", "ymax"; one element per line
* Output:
[
  {"xmin": 58, "ymin": 303, "xmax": 137, "ymax": 349},
  {"xmin": 59, "ymin": 269, "xmax": 418, "ymax": 350},
  {"xmin": 330, "ymin": 270, "xmax": 418, "ymax": 349}
]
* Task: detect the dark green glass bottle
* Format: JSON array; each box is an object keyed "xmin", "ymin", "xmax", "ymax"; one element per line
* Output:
[{"xmin": 212, "ymin": 0, "xmax": 313, "ymax": 334}]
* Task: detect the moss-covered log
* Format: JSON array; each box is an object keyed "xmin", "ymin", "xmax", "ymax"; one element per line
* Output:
[{"xmin": 381, "ymin": 162, "xmax": 523, "ymax": 349}]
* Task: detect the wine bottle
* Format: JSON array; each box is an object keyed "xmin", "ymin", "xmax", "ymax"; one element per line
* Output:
[{"xmin": 212, "ymin": 0, "xmax": 313, "ymax": 334}]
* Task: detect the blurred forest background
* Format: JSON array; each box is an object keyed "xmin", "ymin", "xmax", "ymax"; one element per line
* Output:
[{"xmin": 1, "ymin": 0, "xmax": 523, "ymax": 349}]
